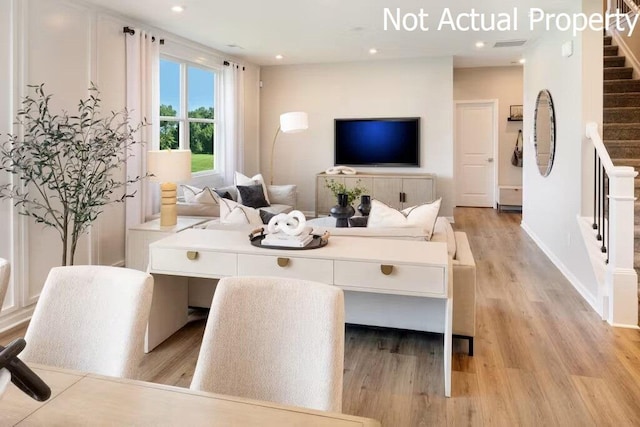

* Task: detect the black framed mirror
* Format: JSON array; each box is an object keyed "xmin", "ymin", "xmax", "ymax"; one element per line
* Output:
[{"xmin": 534, "ymin": 89, "xmax": 556, "ymax": 177}]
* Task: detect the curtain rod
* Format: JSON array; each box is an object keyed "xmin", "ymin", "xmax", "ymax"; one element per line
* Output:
[
  {"xmin": 123, "ymin": 26, "xmax": 165, "ymax": 45},
  {"xmin": 223, "ymin": 60, "xmax": 245, "ymax": 71}
]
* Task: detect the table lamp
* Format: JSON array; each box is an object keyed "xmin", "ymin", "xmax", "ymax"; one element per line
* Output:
[
  {"xmin": 270, "ymin": 112, "xmax": 308, "ymax": 184},
  {"xmin": 147, "ymin": 149, "xmax": 192, "ymax": 226}
]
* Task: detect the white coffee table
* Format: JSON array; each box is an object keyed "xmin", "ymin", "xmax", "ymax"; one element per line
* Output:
[{"xmin": 147, "ymin": 228, "xmax": 452, "ymax": 396}]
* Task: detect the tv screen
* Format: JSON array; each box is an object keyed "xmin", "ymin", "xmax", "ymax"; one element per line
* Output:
[{"xmin": 334, "ymin": 117, "xmax": 420, "ymax": 167}]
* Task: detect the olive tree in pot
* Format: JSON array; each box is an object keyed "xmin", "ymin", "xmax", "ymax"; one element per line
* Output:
[{"xmin": 0, "ymin": 84, "xmax": 147, "ymax": 266}]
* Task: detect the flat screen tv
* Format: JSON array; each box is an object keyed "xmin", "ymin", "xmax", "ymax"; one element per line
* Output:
[{"xmin": 334, "ymin": 117, "xmax": 420, "ymax": 167}]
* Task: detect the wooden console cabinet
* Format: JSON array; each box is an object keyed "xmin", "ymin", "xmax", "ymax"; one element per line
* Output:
[{"xmin": 315, "ymin": 172, "xmax": 436, "ymax": 216}]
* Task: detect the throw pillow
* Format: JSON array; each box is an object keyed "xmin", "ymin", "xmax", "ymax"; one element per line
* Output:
[
  {"xmin": 214, "ymin": 189, "xmax": 233, "ymax": 200},
  {"xmin": 237, "ymin": 184, "xmax": 271, "ymax": 209},
  {"xmin": 181, "ymin": 185, "xmax": 219, "ymax": 205},
  {"xmin": 367, "ymin": 198, "xmax": 442, "ymax": 240},
  {"xmin": 266, "ymin": 184, "xmax": 297, "ymax": 207},
  {"xmin": 219, "ymin": 198, "xmax": 263, "ymax": 226},
  {"xmin": 235, "ymin": 172, "xmax": 270, "ymax": 205},
  {"xmin": 259, "ymin": 209, "xmax": 277, "ymax": 225}
]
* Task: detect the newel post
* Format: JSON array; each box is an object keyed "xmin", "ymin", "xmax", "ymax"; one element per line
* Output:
[{"xmin": 605, "ymin": 166, "xmax": 638, "ymax": 327}]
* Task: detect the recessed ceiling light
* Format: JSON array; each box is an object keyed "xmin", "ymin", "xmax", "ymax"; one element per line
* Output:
[
  {"xmin": 519, "ymin": 58, "xmax": 526, "ymax": 64},
  {"xmin": 369, "ymin": 48, "xmax": 378, "ymax": 55},
  {"xmin": 475, "ymin": 41, "xmax": 485, "ymax": 48},
  {"xmin": 171, "ymin": 5, "xmax": 184, "ymax": 13},
  {"xmin": 275, "ymin": 54, "xmax": 283, "ymax": 60}
]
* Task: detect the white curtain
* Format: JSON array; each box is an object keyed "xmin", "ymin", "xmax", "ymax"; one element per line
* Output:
[
  {"xmin": 221, "ymin": 62, "xmax": 245, "ymax": 184},
  {"xmin": 124, "ymin": 29, "xmax": 160, "ymax": 228}
]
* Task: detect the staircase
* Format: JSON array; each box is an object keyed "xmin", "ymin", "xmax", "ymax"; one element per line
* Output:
[{"xmin": 602, "ymin": 34, "xmax": 640, "ymax": 292}]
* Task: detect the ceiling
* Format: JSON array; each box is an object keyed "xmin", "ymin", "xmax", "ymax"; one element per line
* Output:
[{"xmin": 83, "ymin": 0, "xmax": 577, "ymax": 67}]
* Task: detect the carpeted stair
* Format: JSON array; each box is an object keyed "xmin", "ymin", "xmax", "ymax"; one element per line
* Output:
[{"xmin": 602, "ymin": 34, "xmax": 640, "ymax": 309}]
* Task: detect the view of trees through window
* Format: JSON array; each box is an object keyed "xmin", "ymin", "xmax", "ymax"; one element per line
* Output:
[{"xmin": 160, "ymin": 59, "xmax": 216, "ymax": 173}]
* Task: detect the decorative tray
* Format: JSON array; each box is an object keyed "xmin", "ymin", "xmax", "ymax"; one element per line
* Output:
[{"xmin": 249, "ymin": 228, "xmax": 330, "ymax": 250}]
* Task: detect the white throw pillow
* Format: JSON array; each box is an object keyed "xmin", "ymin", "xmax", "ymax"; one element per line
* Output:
[
  {"xmin": 367, "ymin": 198, "xmax": 442, "ymax": 240},
  {"xmin": 181, "ymin": 185, "xmax": 219, "ymax": 205},
  {"xmin": 234, "ymin": 172, "xmax": 270, "ymax": 205},
  {"xmin": 219, "ymin": 198, "xmax": 263, "ymax": 226}
]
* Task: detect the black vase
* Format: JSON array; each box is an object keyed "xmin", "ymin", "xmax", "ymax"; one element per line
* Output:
[
  {"xmin": 357, "ymin": 195, "xmax": 371, "ymax": 216},
  {"xmin": 330, "ymin": 193, "xmax": 355, "ymax": 228}
]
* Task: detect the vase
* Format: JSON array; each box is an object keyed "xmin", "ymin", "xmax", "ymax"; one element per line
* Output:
[
  {"xmin": 330, "ymin": 193, "xmax": 355, "ymax": 228},
  {"xmin": 357, "ymin": 195, "xmax": 371, "ymax": 216}
]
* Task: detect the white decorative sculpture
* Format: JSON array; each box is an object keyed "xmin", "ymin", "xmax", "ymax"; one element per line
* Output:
[{"xmin": 267, "ymin": 210, "xmax": 307, "ymax": 236}]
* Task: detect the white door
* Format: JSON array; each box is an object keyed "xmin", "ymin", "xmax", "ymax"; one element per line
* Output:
[{"xmin": 455, "ymin": 102, "xmax": 496, "ymax": 207}]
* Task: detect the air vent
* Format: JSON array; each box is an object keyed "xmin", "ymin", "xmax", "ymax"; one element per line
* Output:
[{"xmin": 494, "ymin": 40, "xmax": 527, "ymax": 48}]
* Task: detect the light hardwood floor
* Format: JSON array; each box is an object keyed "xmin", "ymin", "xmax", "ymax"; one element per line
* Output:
[{"xmin": 2, "ymin": 207, "xmax": 640, "ymax": 425}]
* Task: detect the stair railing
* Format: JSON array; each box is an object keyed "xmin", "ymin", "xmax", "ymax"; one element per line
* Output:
[
  {"xmin": 609, "ymin": 0, "xmax": 639, "ymax": 15},
  {"xmin": 586, "ymin": 123, "xmax": 638, "ymax": 326}
]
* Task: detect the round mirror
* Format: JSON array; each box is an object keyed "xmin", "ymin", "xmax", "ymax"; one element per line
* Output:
[{"xmin": 534, "ymin": 89, "xmax": 556, "ymax": 177}]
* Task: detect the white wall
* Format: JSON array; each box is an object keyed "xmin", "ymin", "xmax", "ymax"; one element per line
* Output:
[
  {"xmin": 522, "ymin": 0, "xmax": 602, "ymax": 311},
  {"xmin": 0, "ymin": 0, "xmax": 260, "ymax": 332},
  {"xmin": 454, "ymin": 66, "xmax": 524, "ymax": 188},
  {"xmin": 0, "ymin": 0, "xmax": 14, "ymax": 313},
  {"xmin": 259, "ymin": 57, "xmax": 454, "ymax": 217}
]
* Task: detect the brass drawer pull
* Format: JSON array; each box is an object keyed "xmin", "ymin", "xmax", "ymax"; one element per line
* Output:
[
  {"xmin": 380, "ymin": 265, "xmax": 394, "ymax": 275},
  {"xmin": 277, "ymin": 257, "xmax": 290, "ymax": 267},
  {"xmin": 186, "ymin": 251, "xmax": 199, "ymax": 261}
]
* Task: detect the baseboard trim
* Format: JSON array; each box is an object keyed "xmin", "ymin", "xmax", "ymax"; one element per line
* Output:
[
  {"xmin": 0, "ymin": 307, "xmax": 34, "ymax": 336},
  {"xmin": 520, "ymin": 220, "xmax": 601, "ymax": 317},
  {"xmin": 112, "ymin": 260, "xmax": 125, "ymax": 268}
]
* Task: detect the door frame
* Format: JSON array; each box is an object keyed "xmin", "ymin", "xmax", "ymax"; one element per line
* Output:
[{"xmin": 453, "ymin": 100, "xmax": 499, "ymax": 208}]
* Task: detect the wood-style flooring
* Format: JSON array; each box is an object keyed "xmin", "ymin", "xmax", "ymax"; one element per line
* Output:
[{"xmin": 2, "ymin": 207, "xmax": 640, "ymax": 425}]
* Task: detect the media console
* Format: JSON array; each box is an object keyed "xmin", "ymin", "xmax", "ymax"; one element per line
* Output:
[{"xmin": 315, "ymin": 172, "xmax": 436, "ymax": 217}]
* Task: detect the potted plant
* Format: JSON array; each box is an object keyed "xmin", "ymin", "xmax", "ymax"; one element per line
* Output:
[
  {"xmin": 325, "ymin": 179, "xmax": 368, "ymax": 227},
  {"xmin": 0, "ymin": 84, "xmax": 147, "ymax": 266},
  {"xmin": 324, "ymin": 178, "xmax": 367, "ymax": 206}
]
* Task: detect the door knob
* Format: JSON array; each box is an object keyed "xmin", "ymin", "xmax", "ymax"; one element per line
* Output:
[{"xmin": 487, "ymin": 158, "xmax": 494, "ymax": 163}]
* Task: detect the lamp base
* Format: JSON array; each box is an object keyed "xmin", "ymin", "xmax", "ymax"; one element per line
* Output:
[{"xmin": 160, "ymin": 182, "xmax": 178, "ymax": 227}]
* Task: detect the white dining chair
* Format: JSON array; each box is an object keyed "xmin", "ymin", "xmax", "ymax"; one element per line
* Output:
[
  {"xmin": 20, "ymin": 265, "xmax": 153, "ymax": 379},
  {"xmin": 191, "ymin": 276, "xmax": 345, "ymax": 412},
  {"xmin": 0, "ymin": 258, "xmax": 9, "ymax": 312}
]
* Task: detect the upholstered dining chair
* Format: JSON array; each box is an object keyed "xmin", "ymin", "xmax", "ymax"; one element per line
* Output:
[
  {"xmin": 191, "ymin": 276, "xmax": 345, "ymax": 412},
  {"xmin": 20, "ymin": 265, "xmax": 153, "ymax": 379},
  {"xmin": 0, "ymin": 258, "xmax": 10, "ymax": 312}
]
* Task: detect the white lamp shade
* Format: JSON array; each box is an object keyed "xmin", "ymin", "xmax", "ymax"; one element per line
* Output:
[
  {"xmin": 147, "ymin": 149, "xmax": 192, "ymax": 183},
  {"xmin": 280, "ymin": 112, "xmax": 308, "ymax": 133}
]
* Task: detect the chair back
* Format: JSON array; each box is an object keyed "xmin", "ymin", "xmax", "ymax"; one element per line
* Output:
[
  {"xmin": 21, "ymin": 265, "xmax": 153, "ymax": 379},
  {"xmin": 0, "ymin": 258, "xmax": 9, "ymax": 312},
  {"xmin": 191, "ymin": 276, "xmax": 345, "ymax": 412}
]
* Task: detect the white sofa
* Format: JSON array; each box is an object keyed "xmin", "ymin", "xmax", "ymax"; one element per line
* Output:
[{"xmin": 176, "ymin": 184, "xmax": 297, "ymax": 218}]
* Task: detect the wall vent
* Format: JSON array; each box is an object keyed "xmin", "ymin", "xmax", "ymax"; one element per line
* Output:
[{"xmin": 493, "ymin": 40, "xmax": 527, "ymax": 48}]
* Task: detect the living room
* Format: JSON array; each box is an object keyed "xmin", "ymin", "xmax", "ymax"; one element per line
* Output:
[{"xmin": 1, "ymin": 0, "xmax": 640, "ymax": 425}]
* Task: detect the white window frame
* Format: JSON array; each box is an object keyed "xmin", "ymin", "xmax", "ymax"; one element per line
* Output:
[{"xmin": 159, "ymin": 54, "xmax": 222, "ymax": 177}]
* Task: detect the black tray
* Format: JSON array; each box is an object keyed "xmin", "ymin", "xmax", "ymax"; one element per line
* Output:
[{"xmin": 249, "ymin": 229, "xmax": 329, "ymax": 250}]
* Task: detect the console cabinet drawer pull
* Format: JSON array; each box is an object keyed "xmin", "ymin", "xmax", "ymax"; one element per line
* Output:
[
  {"xmin": 277, "ymin": 257, "xmax": 290, "ymax": 267},
  {"xmin": 186, "ymin": 251, "xmax": 199, "ymax": 261},
  {"xmin": 380, "ymin": 265, "xmax": 394, "ymax": 275}
]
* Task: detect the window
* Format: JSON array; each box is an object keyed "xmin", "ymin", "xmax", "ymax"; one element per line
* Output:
[{"xmin": 159, "ymin": 58, "xmax": 218, "ymax": 173}]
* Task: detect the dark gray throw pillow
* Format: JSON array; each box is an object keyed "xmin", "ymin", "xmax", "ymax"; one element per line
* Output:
[
  {"xmin": 237, "ymin": 184, "xmax": 270, "ymax": 209},
  {"xmin": 259, "ymin": 209, "xmax": 276, "ymax": 225},
  {"xmin": 214, "ymin": 189, "xmax": 233, "ymax": 200}
]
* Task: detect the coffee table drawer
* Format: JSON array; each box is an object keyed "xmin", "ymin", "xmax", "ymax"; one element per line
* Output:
[
  {"xmin": 238, "ymin": 254, "xmax": 333, "ymax": 283},
  {"xmin": 151, "ymin": 249, "xmax": 237, "ymax": 277},
  {"xmin": 334, "ymin": 260, "xmax": 445, "ymax": 296}
]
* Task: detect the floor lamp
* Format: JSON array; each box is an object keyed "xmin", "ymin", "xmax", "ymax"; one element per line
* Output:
[
  {"xmin": 270, "ymin": 112, "xmax": 308, "ymax": 185},
  {"xmin": 147, "ymin": 149, "xmax": 192, "ymax": 227}
]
